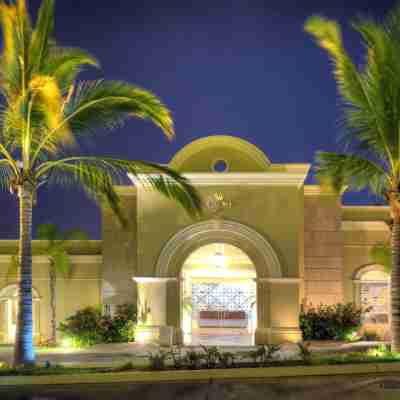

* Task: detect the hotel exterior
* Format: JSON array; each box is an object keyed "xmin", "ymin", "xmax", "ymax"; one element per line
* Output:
[{"xmin": 0, "ymin": 136, "xmax": 391, "ymax": 345}]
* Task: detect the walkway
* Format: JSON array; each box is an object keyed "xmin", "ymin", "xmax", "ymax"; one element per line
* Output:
[{"xmin": 0, "ymin": 341, "xmax": 385, "ymax": 367}]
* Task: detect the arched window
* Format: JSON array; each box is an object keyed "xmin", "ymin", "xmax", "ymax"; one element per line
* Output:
[
  {"xmin": 0, "ymin": 285, "xmax": 40, "ymax": 343},
  {"xmin": 355, "ymin": 265, "xmax": 390, "ymax": 324}
]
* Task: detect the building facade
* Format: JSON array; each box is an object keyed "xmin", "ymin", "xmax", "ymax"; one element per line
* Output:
[{"xmin": 0, "ymin": 136, "xmax": 391, "ymax": 345}]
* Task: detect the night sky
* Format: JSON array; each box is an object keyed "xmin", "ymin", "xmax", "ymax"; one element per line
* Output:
[{"xmin": 0, "ymin": 0, "xmax": 397, "ymax": 239}]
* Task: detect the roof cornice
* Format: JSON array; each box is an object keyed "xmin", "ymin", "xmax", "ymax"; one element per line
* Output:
[{"xmin": 127, "ymin": 167, "xmax": 310, "ymax": 189}]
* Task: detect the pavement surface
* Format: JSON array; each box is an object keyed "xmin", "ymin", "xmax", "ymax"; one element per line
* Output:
[{"xmin": 0, "ymin": 341, "xmax": 386, "ymax": 367}]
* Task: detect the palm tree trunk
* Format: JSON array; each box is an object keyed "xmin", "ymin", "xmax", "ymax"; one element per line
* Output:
[
  {"xmin": 391, "ymin": 218, "xmax": 400, "ymax": 352},
  {"xmin": 49, "ymin": 262, "xmax": 57, "ymax": 345},
  {"xmin": 13, "ymin": 182, "xmax": 35, "ymax": 367}
]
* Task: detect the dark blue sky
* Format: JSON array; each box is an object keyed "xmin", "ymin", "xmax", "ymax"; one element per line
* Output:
[{"xmin": 0, "ymin": 0, "xmax": 397, "ymax": 239}]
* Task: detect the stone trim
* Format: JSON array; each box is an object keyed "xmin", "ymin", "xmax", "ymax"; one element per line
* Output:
[
  {"xmin": 168, "ymin": 135, "xmax": 272, "ymax": 171},
  {"xmin": 304, "ymin": 185, "xmax": 345, "ymax": 197},
  {"xmin": 114, "ymin": 185, "xmax": 137, "ymax": 196},
  {"xmin": 353, "ymin": 264, "xmax": 388, "ymax": 281},
  {"xmin": 258, "ymin": 278, "xmax": 301, "ymax": 284},
  {"xmin": 0, "ymin": 255, "xmax": 102, "ymax": 264},
  {"xmin": 128, "ymin": 170, "xmax": 310, "ymax": 189},
  {"xmin": 155, "ymin": 219, "xmax": 283, "ymax": 278},
  {"xmin": 133, "ymin": 277, "xmax": 177, "ymax": 283}
]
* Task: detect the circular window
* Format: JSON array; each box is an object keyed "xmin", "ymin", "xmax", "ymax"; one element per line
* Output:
[{"xmin": 213, "ymin": 160, "xmax": 228, "ymax": 172}]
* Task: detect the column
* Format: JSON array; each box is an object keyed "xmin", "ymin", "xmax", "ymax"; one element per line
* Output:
[
  {"xmin": 134, "ymin": 277, "xmax": 174, "ymax": 346},
  {"xmin": 134, "ymin": 277, "xmax": 179, "ymax": 346},
  {"xmin": 255, "ymin": 279, "xmax": 270, "ymax": 344},
  {"xmin": 166, "ymin": 279, "xmax": 183, "ymax": 345},
  {"xmin": 268, "ymin": 278, "xmax": 303, "ymax": 343}
]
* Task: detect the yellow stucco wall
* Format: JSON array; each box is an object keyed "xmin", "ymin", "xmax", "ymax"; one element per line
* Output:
[
  {"xmin": 136, "ymin": 183, "xmax": 304, "ymax": 279},
  {"xmin": 0, "ymin": 241, "xmax": 102, "ymax": 343}
]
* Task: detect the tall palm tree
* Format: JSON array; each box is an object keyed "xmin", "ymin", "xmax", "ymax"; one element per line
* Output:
[
  {"xmin": 0, "ymin": 0, "xmax": 201, "ymax": 367},
  {"xmin": 305, "ymin": 6, "xmax": 400, "ymax": 352},
  {"xmin": 36, "ymin": 223, "xmax": 89, "ymax": 346}
]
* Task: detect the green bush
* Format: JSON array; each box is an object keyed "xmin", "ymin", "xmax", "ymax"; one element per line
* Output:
[
  {"xmin": 58, "ymin": 303, "xmax": 137, "ymax": 347},
  {"xmin": 300, "ymin": 303, "xmax": 365, "ymax": 341}
]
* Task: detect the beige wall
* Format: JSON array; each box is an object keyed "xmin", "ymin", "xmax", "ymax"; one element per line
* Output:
[
  {"xmin": 0, "ymin": 241, "xmax": 102, "ymax": 343},
  {"xmin": 342, "ymin": 221, "xmax": 390, "ymax": 303},
  {"xmin": 101, "ymin": 189, "xmax": 138, "ymax": 307},
  {"xmin": 136, "ymin": 184, "xmax": 304, "ymax": 279},
  {"xmin": 304, "ymin": 187, "xmax": 344, "ymax": 306}
]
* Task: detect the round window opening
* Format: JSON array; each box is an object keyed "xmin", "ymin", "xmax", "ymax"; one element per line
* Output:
[{"xmin": 213, "ymin": 159, "xmax": 228, "ymax": 172}]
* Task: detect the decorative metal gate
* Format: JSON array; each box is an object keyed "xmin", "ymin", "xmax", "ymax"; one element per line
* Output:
[
  {"xmin": 191, "ymin": 282, "xmax": 255, "ymax": 314},
  {"xmin": 189, "ymin": 281, "xmax": 256, "ymax": 330}
]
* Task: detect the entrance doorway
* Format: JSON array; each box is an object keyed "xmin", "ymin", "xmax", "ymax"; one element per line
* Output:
[{"xmin": 181, "ymin": 243, "xmax": 257, "ymax": 346}]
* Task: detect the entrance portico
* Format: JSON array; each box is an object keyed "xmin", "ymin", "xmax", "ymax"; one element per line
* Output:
[
  {"xmin": 101, "ymin": 135, "xmax": 309, "ymax": 346},
  {"xmin": 133, "ymin": 219, "xmax": 303, "ymax": 345}
]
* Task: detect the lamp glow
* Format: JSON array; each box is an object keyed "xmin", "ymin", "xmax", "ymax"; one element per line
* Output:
[{"xmin": 212, "ymin": 251, "xmax": 227, "ymax": 269}]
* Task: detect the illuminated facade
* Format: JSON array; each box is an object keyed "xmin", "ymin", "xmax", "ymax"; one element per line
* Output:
[{"xmin": 0, "ymin": 135, "xmax": 391, "ymax": 344}]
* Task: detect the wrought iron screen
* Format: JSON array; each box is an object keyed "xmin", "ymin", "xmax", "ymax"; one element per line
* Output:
[{"xmin": 191, "ymin": 282, "xmax": 256, "ymax": 313}]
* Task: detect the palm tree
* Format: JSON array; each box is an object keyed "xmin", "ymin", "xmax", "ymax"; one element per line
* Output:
[
  {"xmin": 305, "ymin": 6, "xmax": 400, "ymax": 351},
  {"xmin": 0, "ymin": 0, "xmax": 201, "ymax": 367},
  {"xmin": 36, "ymin": 223, "xmax": 89, "ymax": 345}
]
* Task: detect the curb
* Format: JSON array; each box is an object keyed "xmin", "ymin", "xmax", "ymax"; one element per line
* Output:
[{"xmin": 1, "ymin": 362, "xmax": 400, "ymax": 386}]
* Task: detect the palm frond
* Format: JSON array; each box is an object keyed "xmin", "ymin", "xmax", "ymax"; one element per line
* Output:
[
  {"xmin": 315, "ymin": 151, "xmax": 389, "ymax": 195},
  {"xmin": 29, "ymin": 0, "xmax": 54, "ymax": 74},
  {"xmin": 0, "ymin": 1, "xmax": 22, "ymax": 97},
  {"xmin": 37, "ymin": 222, "xmax": 61, "ymax": 241},
  {"xmin": 64, "ymin": 80, "xmax": 174, "ymax": 138},
  {"xmin": 36, "ymin": 156, "xmax": 202, "ymax": 218},
  {"xmin": 49, "ymin": 247, "xmax": 70, "ymax": 276},
  {"xmin": 0, "ymin": 158, "xmax": 13, "ymax": 191},
  {"xmin": 305, "ymin": 16, "xmax": 396, "ymax": 170},
  {"xmin": 29, "ymin": 74, "xmax": 74, "ymax": 146},
  {"xmin": 305, "ymin": 16, "xmax": 367, "ymax": 108},
  {"xmin": 370, "ymin": 242, "xmax": 391, "ymax": 273},
  {"xmin": 42, "ymin": 47, "xmax": 99, "ymax": 92},
  {"xmin": 31, "ymin": 80, "xmax": 174, "ymax": 166}
]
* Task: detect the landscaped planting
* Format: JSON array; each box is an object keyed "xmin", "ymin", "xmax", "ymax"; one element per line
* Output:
[
  {"xmin": 300, "ymin": 303, "xmax": 366, "ymax": 341},
  {"xmin": 58, "ymin": 304, "xmax": 137, "ymax": 348},
  {"xmin": 0, "ymin": 343, "xmax": 399, "ymax": 376}
]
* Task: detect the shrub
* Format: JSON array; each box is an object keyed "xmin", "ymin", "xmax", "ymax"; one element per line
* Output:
[
  {"xmin": 300, "ymin": 302, "xmax": 365, "ymax": 341},
  {"xmin": 169, "ymin": 346, "xmax": 185, "ymax": 369},
  {"xmin": 201, "ymin": 345, "xmax": 220, "ymax": 368},
  {"xmin": 58, "ymin": 307, "xmax": 103, "ymax": 347},
  {"xmin": 218, "ymin": 351, "xmax": 236, "ymax": 368},
  {"xmin": 148, "ymin": 350, "xmax": 169, "ymax": 371},
  {"xmin": 185, "ymin": 349, "xmax": 203, "ymax": 369},
  {"xmin": 58, "ymin": 303, "xmax": 137, "ymax": 347},
  {"xmin": 297, "ymin": 342, "xmax": 312, "ymax": 364},
  {"xmin": 244, "ymin": 344, "xmax": 281, "ymax": 365}
]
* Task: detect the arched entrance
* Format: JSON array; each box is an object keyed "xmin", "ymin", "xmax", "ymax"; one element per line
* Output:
[
  {"xmin": 153, "ymin": 219, "xmax": 292, "ymax": 345},
  {"xmin": 181, "ymin": 243, "xmax": 257, "ymax": 345},
  {"xmin": 0, "ymin": 285, "xmax": 41, "ymax": 344},
  {"xmin": 353, "ymin": 264, "xmax": 390, "ymax": 339}
]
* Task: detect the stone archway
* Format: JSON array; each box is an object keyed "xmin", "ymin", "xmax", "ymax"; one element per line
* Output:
[
  {"xmin": 155, "ymin": 219, "xmax": 283, "ymax": 279},
  {"xmin": 153, "ymin": 220, "xmax": 294, "ymax": 345},
  {"xmin": 135, "ymin": 220, "xmax": 302, "ymax": 345}
]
